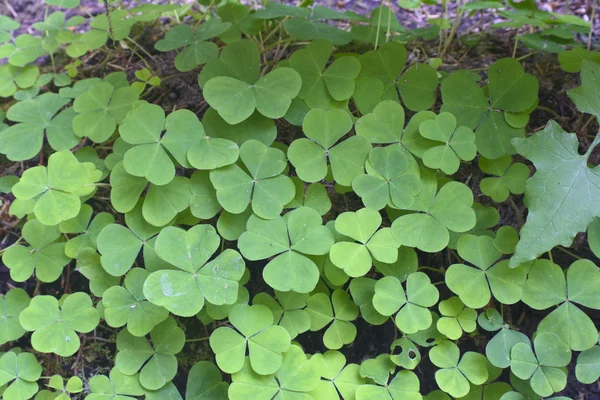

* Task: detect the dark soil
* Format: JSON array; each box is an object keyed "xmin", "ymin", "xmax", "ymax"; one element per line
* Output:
[{"xmin": 1, "ymin": 1, "xmax": 600, "ymax": 399}]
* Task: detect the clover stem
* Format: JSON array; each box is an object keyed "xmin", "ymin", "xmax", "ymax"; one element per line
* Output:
[
  {"xmin": 374, "ymin": 2, "xmax": 383, "ymax": 50},
  {"xmin": 195, "ymin": 0, "xmax": 215, "ymax": 29},
  {"xmin": 263, "ymin": 17, "xmax": 290, "ymax": 44},
  {"xmin": 418, "ymin": 266, "xmax": 445, "ymax": 275},
  {"xmin": 124, "ymin": 37, "xmax": 155, "ymax": 74},
  {"xmin": 555, "ymin": 246, "xmax": 582, "ymax": 260},
  {"xmin": 588, "ymin": 0, "xmax": 597, "ymax": 50},
  {"xmin": 508, "ymin": 195, "xmax": 524, "ymax": 226},
  {"xmin": 441, "ymin": 0, "xmax": 464, "ymax": 58},
  {"xmin": 547, "ymin": 251, "xmax": 553, "ymax": 263},
  {"xmin": 512, "ymin": 28, "xmax": 520, "ymax": 58},
  {"xmin": 186, "ymin": 337, "xmax": 210, "ymax": 342}
]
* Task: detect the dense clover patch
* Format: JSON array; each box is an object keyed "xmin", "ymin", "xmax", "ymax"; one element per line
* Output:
[{"xmin": 0, "ymin": 1, "xmax": 599, "ymax": 400}]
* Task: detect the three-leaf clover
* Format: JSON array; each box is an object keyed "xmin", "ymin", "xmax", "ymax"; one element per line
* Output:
[
  {"xmin": 253, "ymin": 290, "xmax": 311, "ymax": 340},
  {"xmin": 419, "ymin": 112, "xmax": 476, "ymax": 175},
  {"xmin": 239, "ymin": 207, "xmax": 333, "ymax": 293},
  {"xmin": 441, "ymin": 58, "xmax": 538, "ymax": 159},
  {"xmin": 19, "ymin": 292, "xmax": 99, "ymax": 356},
  {"xmin": 575, "ymin": 346, "xmax": 600, "ymax": 384},
  {"xmin": 203, "ymin": 40, "xmax": 301, "ymax": 124},
  {"xmin": 210, "ymin": 140, "xmax": 295, "ymax": 219},
  {"xmin": 0, "ymin": 93, "xmax": 78, "ymax": 161},
  {"xmin": 87, "ymin": 367, "xmax": 144, "ymax": 400},
  {"xmin": 115, "ymin": 317, "xmax": 185, "ymax": 391},
  {"xmin": 430, "ymin": 340, "xmax": 489, "ymax": 398},
  {"xmin": 2, "ymin": 219, "xmax": 71, "ymax": 282},
  {"xmin": 306, "ymin": 289, "xmax": 358, "ymax": 350},
  {"xmin": 228, "ymin": 345, "xmax": 320, "ymax": 399},
  {"xmin": 0, "ymin": 352, "xmax": 42, "ymax": 400},
  {"xmin": 436, "ymin": 296, "xmax": 477, "ymax": 340},
  {"xmin": 0, "ymin": 288, "xmax": 30, "ymax": 345},
  {"xmin": 11, "ymin": 150, "xmax": 100, "ymax": 226},
  {"xmin": 143, "ymin": 225, "xmax": 246, "ymax": 317},
  {"xmin": 59, "ymin": 204, "xmax": 114, "ymax": 258},
  {"xmin": 288, "ymin": 108, "xmax": 372, "ymax": 186},
  {"xmin": 355, "ymin": 370, "xmax": 421, "ymax": 400},
  {"xmin": 510, "ymin": 332, "xmax": 571, "ymax": 397},
  {"xmin": 445, "ymin": 234, "xmax": 527, "ymax": 309},
  {"xmin": 210, "ymin": 303, "xmax": 291, "ymax": 375},
  {"xmin": 509, "ymin": 119, "xmax": 600, "ymax": 267},
  {"xmin": 72, "ymin": 81, "xmax": 139, "ymax": 142},
  {"xmin": 521, "ymin": 259, "xmax": 600, "ymax": 350},
  {"xmin": 186, "ymin": 361, "xmax": 229, "ymax": 399},
  {"xmin": 391, "ymin": 180, "xmax": 476, "ymax": 253},
  {"xmin": 43, "ymin": 375, "xmax": 83, "ymax": 400},
  {"xmin": 486, "ymin": 326, "xmax": 530, "ymax": 369},
  {"xmin": 372, "ymin": 272, "xmax": 439, "ymax": 334},
  {"xmin": 479, "ymin": 155, "xmax": 529, "ymax": 202},
  {"xmin": 289, "ymin": 39, "xmax": 361, "ymax": 109},
  {"xmin": 119, "ymin": 103, "xmax": 203, "ymax": 185},
  {"xmin": 310, "ymin": 350, "xmax": 365, "ymax": 399},
  {"xmin": 0, "ymin": 65, "xmax": 39, "ymax": 98},
  {"xmin": 330, "ymin": 208, "xmax": 400, "ymax": 277},
  {"xmin": 352, "ymin": 145, "xmax": 421, "ymax": 210},
  {"xmin": 103, "ymin": 268, "xmax": 169, "ymax": 337},
  {"xmin": 154, "ymin": 20, "xmax": 231, "ymax": 72}
]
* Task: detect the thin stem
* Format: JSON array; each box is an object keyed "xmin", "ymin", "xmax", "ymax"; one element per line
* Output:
[
  {"xmin": 441, "ymin": 0, "xmax": 464, "ymax": 58},
  {"xmin": 555, "ymin": 246, "xmax": 583, "ymax": 260},
  {"xmin": 186, "ymin": 337, "xmax": 210, "ymax": 342},
  {"xmin": 195, "ymin": 0, "xmax": 215, "ymax": 28},
  {"xmin": 418, "ymin": 266, "xmax": 445, "ymax": 274},
  {"xmin": 512, "ymin": 28, "xmax": 520, "ymax": 58},
  {"xmin": 588, "ymin": 0, "xmax": 597, "ymax": 50},
  {"xmin": 263, "ymin": 16, "xmax": 289, "ymax": 44},
  {"xmin": 547, "ymin": 251, "xmax": 554, "ymax": 263},
  {"xmin": 374, "ymin": 3, "xmax": 383, "ymax": 50}
]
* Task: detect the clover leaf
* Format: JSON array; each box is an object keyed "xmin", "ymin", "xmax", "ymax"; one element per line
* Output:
[
  {"xmin": 0, "ymin": 34, "xmax": 45, "ymax": 67},
  {"xmin": 372, "ymin": 272, "xmax": 438, "ymax": 334},
  {"xmin": 115, "ymin": 317, "xmax": 184, "ymax": 391},
  {"xmin": 210, "ymin": 140, "xmax": 295, "ymax": 219},
  {"xmin": 437, "ymin": 297, "xmax": 477, "ymax": 340},
  {"xmin": 306, "ymin": 289, "xmax": 358, "ymax": 350},
  {"xmin": 19, "ymin": 292, "xmax": 99, "ymax": 356},
  {"xmin": 390, "ymin": 337, "xmax": 421, "ymax": 370},
  {"xmin": 477, "ymin": 308, "xmax": 504, "ymax": 332},
  {"xmin": 509, "ymin": 120, "xmax": 600, "ymax": 267},
  {"xmin": 239, "ymin": 206, "xmax": 333, "ymax": 293},
  {"xmin": 330, "ymin": 208, "xmax": 399, "ymax": 277},
  {"xmin": 521, "ymin": 259, "xmax": 600, "ymax": 350},
  {"xmin": 510, "ymin": 332, "xmax": 571, "ymax": 397},
  {"xmin": 0, "ymin": 288, "xmax": 30, "ymax": 346},
  {"xmin": 285, "ymin": 178, "xmax": 332, "ymax": 216},
  {"xmin": 310, "ymin": 350, "xmax": 365, "ymax": 399},
  {"xmin": 441, "ymin": 58, "xmax": 538, "ymax": 159},
  {"xmin": 44, "ymin": 375, "xmax": 83, "ymax": 400},
  {"xmin": 358, "ymin": 354, "xmax": 395, "ymax": 386},
  {"xmin": 576, "ymin": 346, "xmax": 600, "ymax": 384},
  {"xmin": 119, "ymin": 103, "xmax": 202, "ymax": 185},
  {"xmin": 391, "ymin": 180, "xmax": 476, "ymax": 253},
  {"xmin": 143, "ymin": 225, "xmax": 245, "ymax": 317},
  {"xmin": 228, "ymin": 345, "xmax": 320, "ymax": 399},
  {"xmin": 0, "ymin": 93, "xmax": 78, "ymax": 161},
  {"xmin": 72, "ymin": 82, "xmax": 139, "ymax": 143},
  {"xmin": 74, "ymin": 249, "xmax": 120, "ymax": 297},
  {"xmin": 103, "ymin": 268, "xmax": 169, "ymax": 337},
  {"xmin": 486, "ymin": 326, "xmax": 530, "ymax": 369},
  {"xmin": 419, "ymin": 112, "xmax": 476, "ymax": 175},
  {"xmin": 355, "ymin": 370, "xmax": 421, "ymax": 400},
  {"xmin": 289, "ymin": 39, "xmax": 361, "ymax": 109},
  {"xmin": 349, "ymin": 277, "xmax": 388, "ymax": 326},
  {"xmin": 0, "ymin": 16, "xmax": 19, "ymax": 43},
  {"xmin": 87, "ymin": 367, "xmax": 144, "ymax": 400},
  {"xmin": 155, "ymin": 20, "xmax": 231, "ymax": 72},
  {"xmin": 189, "ymin": 171, "xmax": 221, "ymax": 220},
  {"xmin": 354, "ymin": 41, "xmax": 438, "ymax": 113},
  {"xmin": 253, "ymin": 290, "xmax": 310, "ymax": 340},
  {"xmin": 446, "ymin": 234, "xmax": 527, "ymax": 309},
  {"xmin": 2, "ymin": 219, "xmax": 70, "ymax": 282},
  {"xmin": 186, "ymin": 361, "xmax": 228, "ymax": 399},
  {"xmin": 210, "ymin": 303, "xmax": 291, "ymax": 375},
  {"xmin": 97, "ymin": 202, "xmax": 162, "ymax": 277},
  {"xmin": 0, "ymin": 65, "xmax": 39, "ymax": 98},
  {"xmin": 12, "ymin": 150, "xmax": 100, "ymax": 226},
  {"xmin": 288, "ymin": 108, "xmax": 371, "ymax": 186},
  {"xmin": 479, "ymin": 155, "xmax": 529, "ymax": 202},
  {"xmin": 283, "ymin": 18, "xmax": 353, "ymax": 46},
  {"xmin": 204, "ymin": 67, "xmax": 301, "ymax": 124},
  {"xmin": 217, "ymin": 4, "xmax": 262, "ymax": 44},
  {"xmin": 0, "ymin": 352, "xmax": 42, "ymax": 400},
  {"xmin": 198, "ymin": 39, "xmax": 259, "ymax": 88},
  {"xmin": 430, "ymin": 340, "xmax": 489, "ymax": 398},
  {"xmin": 352, "ymin": 145, "xmax": 421, "ymax": 210},
  {"xmin": 59, "ymin": 204, "xmax": 114, "ymax": 258},
  {"xmin": 202, "ymin": 107, "xmax": 276, "ymax": 147}
]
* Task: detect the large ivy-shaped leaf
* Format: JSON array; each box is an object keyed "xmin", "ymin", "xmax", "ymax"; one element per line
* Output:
[
  {"xmin": 210, "ymin": 304, "xmax": 291, "ymax": 375},
  {"xmin": 143, "ymin": 225, "xmax": 245, "ymax": 317},
  {"xmin": 509, "ymin": 121, "xmax": 600, "ymax": 266},
  {"xmin": 19, "ymin": 292, "xmax": 99, "ymax": 356},
  {"xmin": 239, "ymin": 207, "xmax": 333, "ymax": 293},
  {"xmin": 0, "ymin": 93, "xmax": 78, "ymax": 161}
]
